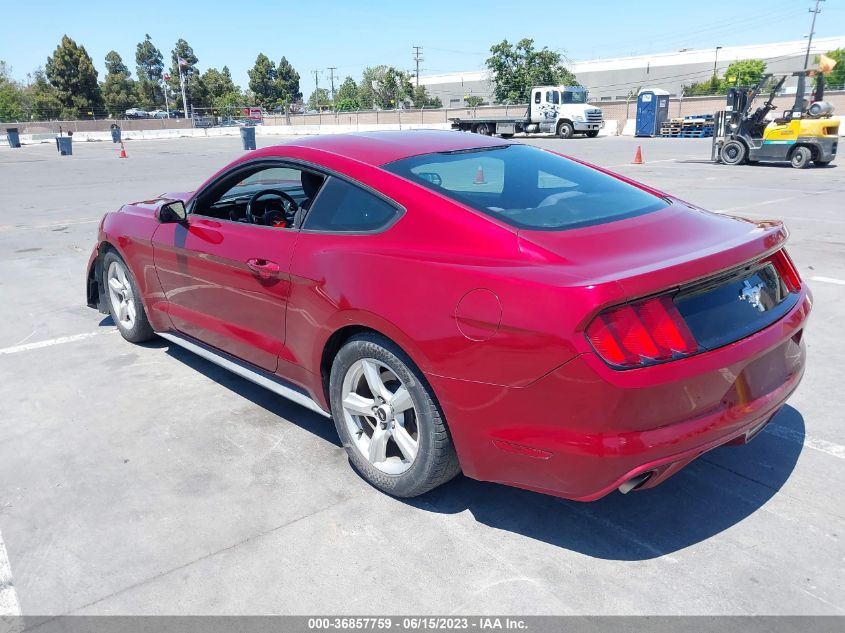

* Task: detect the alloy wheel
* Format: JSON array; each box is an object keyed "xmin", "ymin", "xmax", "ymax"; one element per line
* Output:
[
  {"xmin": 107, "ymin": 260, "xmax": 136, "ymax": 329},
  {"xmin": 340, "ymin": 358, "xmax": 419, "ymax": 475}
]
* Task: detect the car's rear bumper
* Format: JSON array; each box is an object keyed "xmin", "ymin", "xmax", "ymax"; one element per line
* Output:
[{"xmin": 428, "ymin": 289, "xmax": 810, "ymax": 501}]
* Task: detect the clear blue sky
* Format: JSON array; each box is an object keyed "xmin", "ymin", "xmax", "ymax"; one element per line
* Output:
[{"xmin": 2, "ymin": 0, "xmax": 843, "ymax": 96}]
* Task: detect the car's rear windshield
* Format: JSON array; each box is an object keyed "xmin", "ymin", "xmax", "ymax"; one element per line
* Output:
[{"xmin": 383, "ymin": 144, "xmax": 668, "ymax": 231}]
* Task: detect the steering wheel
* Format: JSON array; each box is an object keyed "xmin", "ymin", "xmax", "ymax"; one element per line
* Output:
[{"xmin": 245, "ymin": 189, "xmax": 298, "ymax": 226}]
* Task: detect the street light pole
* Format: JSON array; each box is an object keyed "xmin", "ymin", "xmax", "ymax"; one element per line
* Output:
[{"xmin": 713, "ymin": 46, "xmax": 722, "ymax": 80}]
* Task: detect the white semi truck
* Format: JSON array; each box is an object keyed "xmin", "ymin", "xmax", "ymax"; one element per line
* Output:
[{"xmin": 449, "ymin": 86, "xmax": 604, "ymax": 139}]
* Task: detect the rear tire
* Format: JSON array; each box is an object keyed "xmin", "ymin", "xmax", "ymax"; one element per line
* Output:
[
  {"xmin": 102, "ymin": 251, "xmax": 155, "ymax": 343},
  {"xmin": 719, "ymin": 140, "xmax": 747, "ymax": 165},
  {"xmin": 473, "ymin": 123, "xmax": 491, "ymax": 136},
  {"xmin": 557, "ymin": 121, "xmax": 574, "ymax": 139},
  {"xmin": 790, "ymin": 146, "xmax": 812, "ymax": 169},
  {"xmin": 329, "ymin": 333, "xmax": 460, "ymax": 497}
]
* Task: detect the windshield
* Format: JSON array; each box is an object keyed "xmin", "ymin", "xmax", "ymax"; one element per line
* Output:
[
  {"xmin": 562, "ymin": 90, "xmax": 587, "ymax": 104},
  {"xmin": 383, "ymin": 145, "xmax": 668, "ymax": 231}
]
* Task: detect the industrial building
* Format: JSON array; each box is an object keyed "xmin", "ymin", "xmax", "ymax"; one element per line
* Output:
[{"xmin": 418, "ymin": 37, "xmax": 845, "ymax": 106}]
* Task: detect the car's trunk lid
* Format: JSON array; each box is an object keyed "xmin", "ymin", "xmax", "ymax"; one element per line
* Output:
[{"xmin": 517, "ymin": 201, "xmax": 789, "ymax": 300}]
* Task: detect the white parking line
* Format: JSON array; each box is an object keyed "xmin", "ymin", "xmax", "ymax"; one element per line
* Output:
[
  {"xmin": 0, "ymin": 530, "xmax": 21, "ymax": 616},
  {"xmin": 0, "ymin": 331, "xmax": 107, "ymax": 356},
  {"xmin": 810, "ymin": 276, "xmax": 845, "ymax": 287},
  {"xmin": 764, "ymin": 425, "xmax": 845, "ymax": 460}
]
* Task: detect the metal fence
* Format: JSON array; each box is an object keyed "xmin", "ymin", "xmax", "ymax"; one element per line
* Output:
[
  {"xmin": 2, "ymin": 104, "xmax": 531, "ymax": 135},
  {"xmin": 5, "ymin": 91, "xmax": 844, "ymax": 135}
]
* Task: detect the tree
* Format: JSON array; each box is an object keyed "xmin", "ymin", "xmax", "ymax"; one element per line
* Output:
[
  {"xmin": 411, "ymin": 85, "xmax": 442, "ymax": 108},
  {"xmin": 168, "ymin": 39, "xmax": 202, "ymax": 110},
  {"xmin": 682, "ymin": 59, "xmax": 767, "ymax": 96},
  {"xmin": 23, "ymin": 68, "xmax": 64, "ymax": 119},
  {"xmin": 201, "ymin": 66, "xmax": 237, "ymax": 102},
  {"xmin": 307, "ymin": 87, "xmax": 331, "ymax": 111},
  {"xmin": 211, "ymin": 89, "xmax": 245, "ymax": 118},
  {"xmin": 334, "ymin": 76, "xmax": 359, "ymax": 110},
  {"xmin": 248, "ymin": 53, "xmax": 278, "ymax": 107},
  {"xmin": 276, "ymin": 56, "xmax": 302, "ymax": 106},
  {"xmin": 723, "ymin": 59, "xmax": 766, "ymax": 87},
  {"xmin": 102, "ymin": 51, "xmax": 137, "ymax": 117},
  {"xmin": 0, "ymin": 61, "xmax": 25, "ymax": 121},
  {"xmin": 45, "ymin": 35, "xmax": 104, "ymax": 118},
  {"xmin": 486, "ymin": 38, "xmax": 577, "ymax": 104},
  {"xmin": 200, "ymin": 66, "xmax": 242, "ymax": 115},
  {"xmin": 358, "ymin": 66, "xmax": 413, "ymax": 109},
  {"xmin": 135, "ymin": 34, "xmax": 164, "ymax": 109},
  {"xmin": 464, "ymin": 95, "xmax": 484, "ymax": 108},
  {"xmin": 682, "ymin": 76, "xmax": 721, "ymax": 96},
  {"xmin": 824, "ymin": 48, "xmax": 845, "ymax": 89}
]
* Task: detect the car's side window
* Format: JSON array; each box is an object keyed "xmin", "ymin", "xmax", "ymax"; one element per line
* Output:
[
  {"xmin": 302, "ymin": 177, "xmax": 398, "ymax": 233},
  {"xmin": 192, "ymin": 163, "xmax": 325, "ymax": 227}
]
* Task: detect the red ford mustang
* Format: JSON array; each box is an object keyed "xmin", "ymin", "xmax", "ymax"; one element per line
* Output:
[{"xmin": 85, "ymin": 130, "xmax": 810, "ymax": 500}]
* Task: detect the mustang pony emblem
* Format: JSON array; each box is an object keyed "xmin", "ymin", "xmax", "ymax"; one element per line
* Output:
[{"xmin": 739, "ymin": 279, "xmax": 767, "ymax": 312}]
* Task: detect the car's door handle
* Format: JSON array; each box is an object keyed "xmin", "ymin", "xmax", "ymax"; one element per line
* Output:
[{"xmin": 246, "ymin": 258, "xmax": 281, "ymax": 278}]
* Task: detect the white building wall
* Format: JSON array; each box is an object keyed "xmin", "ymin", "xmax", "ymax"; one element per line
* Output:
[{"xmin": 417, "ymin": 37, "xmax": 845, "ymax": 105}]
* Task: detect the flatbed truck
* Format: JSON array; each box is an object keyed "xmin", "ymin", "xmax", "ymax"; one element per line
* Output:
[{"xmin": 450, "ymin": 86, "xmax": 604, "ymax": 139}]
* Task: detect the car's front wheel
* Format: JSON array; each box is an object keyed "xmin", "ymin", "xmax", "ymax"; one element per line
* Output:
[
  {"xmin": 103, "ymin": 250, "xmax": 155, "ymax": 343},
  {"xmin": 329, "ymin": 333, "xmax": 460, "ymax": 497}
]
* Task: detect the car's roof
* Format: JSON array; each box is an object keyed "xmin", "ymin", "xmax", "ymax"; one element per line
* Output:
[{"xmin": 275, "ymin": 130, "xmax": 511, "ymax": 166}]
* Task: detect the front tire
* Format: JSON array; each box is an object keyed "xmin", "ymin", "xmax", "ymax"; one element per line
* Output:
[
  {"xmin": 720, "ymin": 140, "xmax": 747, "ymax": 165},
  {"xmin": 557, "ymin": 121, "xmax": 574, "ymax": 139},
  {"xmin": 585, "ymin": 130, "xmax": 599, "ymax": 138},
  {"xmin": 329, "ymin": 333, "xmax": 460, "ymax": 497},
  {"xmin": 790, "ymin": 146, "xmax": 812, "ymax": 169},
  {"xmin": 103, "ymin": 251, "xmax": 155, "ymax": 343}
]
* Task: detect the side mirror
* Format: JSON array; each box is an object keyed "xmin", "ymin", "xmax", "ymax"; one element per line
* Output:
[{"xmin": 158, "ymin": 200, "xmax": 187, "ymax": 224}]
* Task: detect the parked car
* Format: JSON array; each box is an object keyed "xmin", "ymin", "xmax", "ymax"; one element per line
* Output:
[
  {"xmin": 148, "ymin": 109, "xmax": 169, "ymax": 119},
  {"xmin": 124, "ymin": 108, "xmax": 148, "ymax": 119},
  {"xmin": 85, "ymin": 130, "xmax": 810, "ymax": 500},
  {"xmin": 168, "ymin": 110, "xmax": 184, "ymax": 119}
]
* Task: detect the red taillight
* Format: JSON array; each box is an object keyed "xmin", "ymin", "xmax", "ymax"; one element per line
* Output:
[
  {"xmin": 586, "ymin": 295, "xmax": 699, "ymax": 369},
  {"xmin": 764, "ymin": 249, "xmax": 801, "ymax": 293}
]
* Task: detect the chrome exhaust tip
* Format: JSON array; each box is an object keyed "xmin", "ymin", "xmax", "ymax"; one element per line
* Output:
[{"xmin": 618, "ymin": 472, "xmax": 653, "ymax": 495}]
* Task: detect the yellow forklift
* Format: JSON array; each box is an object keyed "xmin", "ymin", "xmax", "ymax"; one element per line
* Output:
[{"xmin": 713, "ymin": 70, "xmax": 839, "ymax": 168}]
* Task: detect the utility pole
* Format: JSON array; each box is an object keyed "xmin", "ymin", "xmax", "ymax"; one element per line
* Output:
[
  {"xmin": 803, "ymin": 0, "xmax": 824, "ymax": 70},
  {"xmin": 413, "ymin": 46, "xmax": 423, "ymax": 88},
  {"xmin": 311, "ymin": 70, "xmax": 320, "ymax": 109},
  {"xmin": 327, "ymin": 67, "xmax": 337, "ymax": 100}
]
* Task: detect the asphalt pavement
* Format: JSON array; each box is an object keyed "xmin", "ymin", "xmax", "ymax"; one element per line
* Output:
[{"xmin": 0, "ymin": 133, "xmax": 843, "ymax": 616}]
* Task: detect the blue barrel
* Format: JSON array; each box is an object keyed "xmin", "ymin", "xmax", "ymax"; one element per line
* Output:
[
  {"xmin": 240, "ymin": 126, "xmax": 256, "ymax": 150},
  {"xmin": 6, "ymin": 128, "xmax": 21, "ymax": 148},
  {"xmin": 110, "ymin": 125, "xmax": 121, "ymax": 143},
  {"xmin": 56, "ymin": 136, "xmax": 73, "ymax": 156}
]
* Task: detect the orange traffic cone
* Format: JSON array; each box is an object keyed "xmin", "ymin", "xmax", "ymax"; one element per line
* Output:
[
  {"xmin": 632, "ymin": 145, "xmax": 643, "ymax": 164},
  {"xmin": 119, "ymin": 142, "xmax": 127, "ymax": 158},
  {"xmin": 474, "ymin": 164, "xmax": 486, "ymax": 184}
]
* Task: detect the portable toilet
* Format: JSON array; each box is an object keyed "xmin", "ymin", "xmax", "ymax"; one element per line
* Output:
[{"xmin": 635, "ymin": 89, "xmax": 670, "ymax": 137}]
